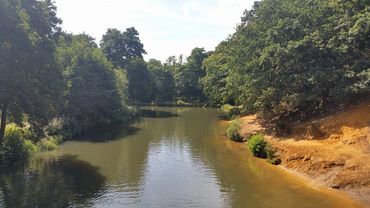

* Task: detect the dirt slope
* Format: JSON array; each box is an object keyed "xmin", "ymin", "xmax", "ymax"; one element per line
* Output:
[{"xmin": 239, "ymin": 102, "xmax": 370, "ymax": 206}]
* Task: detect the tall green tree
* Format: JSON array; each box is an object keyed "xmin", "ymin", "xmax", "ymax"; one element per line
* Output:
[
  {"xmin": 100, "ymin": 27, "xmax": 154, "ymax": 103},
  {"xmin": 125, "ymin": 58, "xmax": 157, "ymax": 103},
  {"xmin": 100, "ymin": 27, "xmax": 146, "ymax": 68},
  {"xmin": 122, "ymin": 27, "xmax": 146, "ymax": 60},
  {"xmin": 0, "ymin": 0, "xmax": 62, "ymax": 141},
  {"xmin": 56, "ymin": 34, "xmax": 130, "ymax": 135},
  {"xmin": 147, "ymin": 59, "xmax": 176, "ymax": 102},
  {"xmin": 175, "ymin": 48, "xmax": 209, "ymax": 103},
  {"xmin": 100, "ymin": 29, "xmax": 126, "ymax": 67},
  {"xmin": 201, "ymin": 41, "xmax": 233, "ymax": 105}
]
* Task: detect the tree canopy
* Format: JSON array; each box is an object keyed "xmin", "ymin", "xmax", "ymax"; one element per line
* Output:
[
  {"xmin": 55, "ymin": 33, "xmax": 130, "ymax": 135},
  {"xmin": 0, "ymin": 0, "xmax": 62, "ymax": 140},
  {"xmin": 175, "ymin": 48, "xmax": 209, "ymax": 103},
  {"xmin": 100, "ymin": 27, "xmax": 146, "ymax": 69},
  {"xmin": 202, "ymin": 0, "xmax": 370, "ymax": 125}
]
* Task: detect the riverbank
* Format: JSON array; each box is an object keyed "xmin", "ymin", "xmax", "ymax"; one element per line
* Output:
[{"xmin": 235, "ymin": 102, "xmax": 370, "ymax": 207}]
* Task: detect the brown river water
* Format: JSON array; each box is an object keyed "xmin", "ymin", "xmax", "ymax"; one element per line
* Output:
[{"xmin": 0, "ymin": 107, "xmax": 363, "ymax": 208}]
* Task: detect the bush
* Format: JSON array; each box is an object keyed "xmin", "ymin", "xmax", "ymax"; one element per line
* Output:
[
  {"xmin": 0, "ymin": 124, "xmax": 37, "ymax": 164},
  {"xmin": 36, "ymin": 136, "xmax": 61, "ymax": 151},
  {"xmin": 176, "ymin": 99, "xmax": 191, "ymax": 106},
  {"xmin": 226, "ymin": 119, "xmax": 244, "ymax": 142},
  {"xmin": 267, "ymin": 157, "xmax": 282, "ymax": 165},
  {"xmin": 24, "ymin": 139, "xmax": 38, "ymax": 154},
  {"xmin": 44, "ymin": 118, "xmax": 64, "ymax": 136},
  {"xmin": 247, "ymin": 133, "xmax": 281, "ymax": 165},
  {"xmin": 221, "ymin": 104, "xmax": 240, "ymax": 119},
  {"xmin": 264, "ymin": 142, "xmax": 281, "ymax": 165},
  {"xmin": 248, "ymin": 134, "xmax": 268, "ymax": 158}
]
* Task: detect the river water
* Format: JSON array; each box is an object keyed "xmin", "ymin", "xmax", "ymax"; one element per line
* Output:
[{"xmin": 0, "ymin": 107, "xmax": 362, "ymax": 208}]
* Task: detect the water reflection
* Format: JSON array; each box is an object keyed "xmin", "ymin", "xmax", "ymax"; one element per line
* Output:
[
  {"xmin": 139, "ymin": 109, "xmax": 178, "ymax": 118},
  {"xmin": 0, "ymin": 155, "xmax": 106, "ymax": 208},
  {"xmin": 73, "ymin": 124, "xmax": 140, "ymax": 143},
  {"xmin": 0, "ymin": 107, "xmax": 362, "ymax": 208}
]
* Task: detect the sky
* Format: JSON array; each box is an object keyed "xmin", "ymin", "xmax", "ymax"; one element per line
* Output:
[{"xmin": 55, "ymin": 0, "xmax": 255, "ymax": 62}]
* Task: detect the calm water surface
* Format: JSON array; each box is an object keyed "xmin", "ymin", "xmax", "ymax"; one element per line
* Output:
[{"xmin": 0, "ymin": 107, "xmax": 362, "ymax": 208}]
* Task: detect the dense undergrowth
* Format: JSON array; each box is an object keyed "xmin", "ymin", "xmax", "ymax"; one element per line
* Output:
[{"xmin": 0, "ymin": 124, "xmax": 61, "ymax": 166}]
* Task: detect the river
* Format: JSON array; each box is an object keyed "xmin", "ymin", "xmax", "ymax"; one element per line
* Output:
[{"xmin": 0, "ymin": 107, "xmax": 362, "ymax": 208}]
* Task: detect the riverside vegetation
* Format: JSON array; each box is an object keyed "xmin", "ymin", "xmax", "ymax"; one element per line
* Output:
[
  {"xmin": 225, "ymin": 120, "xmax": 281, "ymax": 165},
  {"xmin": 0, "ymin": 0, "xmax": 210, "ymax": 165},
  {"xmin": 0, "ymin": 0, "xmax": 369, "ymax": 174}
]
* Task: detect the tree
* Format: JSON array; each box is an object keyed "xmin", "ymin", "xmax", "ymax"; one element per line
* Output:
[
  {"xmin": 100, "ymin": 29, "xmax": 126, "ymax": 67},
  {"xmin": 201, "ymin": 41, "xmax": 233, "ymax": 105},
  {"xmin": 125, "ymin": 58, "xmax": 157, "ymax": 103},
  {"xmin": 175, "ymin": 48, "xmax": 209, "ymax": 102},
  {"xmin": 0, "ymin": 0, "xmax": 62, "ymax": 141},
  {"xmin": 100, "ymin": 27, "xmax": 153, "ymax": 103},
  {"xmin": 100, "ymin": 27, "xmax": 146, "ymax": 68},
  {"xmin": 122, "ymin": 27, "xmax": 146, "ymax": 60},
  {"xmin": 56, "ymin": 33, "xmax": 130, "ymax": 135},
  {"xmin": 147, "ymin": 59, "xmax": 176, "ymax": 102}
]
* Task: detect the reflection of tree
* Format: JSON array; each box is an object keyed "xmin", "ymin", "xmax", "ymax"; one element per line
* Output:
[
  {"xmin": 0, "ymin": 155, "xmax": 106, "ymax": 208},
  {"xmin": 139, "ymin": 110, "xmax": 178, "ymax": 118},
  {"xmin": 73, "ymin": 124, "xmax": 140, "ymax": 143}
]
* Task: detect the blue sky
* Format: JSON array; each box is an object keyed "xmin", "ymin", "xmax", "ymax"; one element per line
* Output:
[{"xmin": 55, "ymin": 0, "xmax": 255, "ymax": 62}]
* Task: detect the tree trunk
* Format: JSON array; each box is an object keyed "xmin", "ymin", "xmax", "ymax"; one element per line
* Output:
[{"xmin": 0, "ymin": 104, "xmax": 7, "ymax": 143}]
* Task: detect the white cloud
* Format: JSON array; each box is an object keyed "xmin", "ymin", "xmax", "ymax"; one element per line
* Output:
[{"xmin": 55, "ymin": 0, "xmax": 254, "ymax": 62}]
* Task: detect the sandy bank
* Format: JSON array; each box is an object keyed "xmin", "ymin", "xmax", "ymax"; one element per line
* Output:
[{"xmin": 237, "ymin": 102, "xmax": 370, "ymax": 207}]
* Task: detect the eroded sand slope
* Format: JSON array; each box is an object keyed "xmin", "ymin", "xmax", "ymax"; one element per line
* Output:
[{"xmin": 239, "ymin": 102, "xmax": 370, "ymax": 205}]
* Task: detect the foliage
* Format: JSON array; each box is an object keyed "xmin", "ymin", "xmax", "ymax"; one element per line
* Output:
[
  {"xmin": 267, "ymin": 157, "xmax": 282, "ymax": 165},
  {"xmin": 56, "ymin": 33, "xmax": 131, "ymax": 135},
  {"xmin": 176, "ymin": 100, "xmax": 191, "ymax": 106},
  {"xmin": 175, "ymin": 48, "xmax": 209, "ymax": 103},
  {"xmin": 36, "ymin": 136, "xmax": 60, "ymax": 151},
  {"xmin": 248, "ymin": 134, "xmax": 268, "ymax": 158},
  {"xmin": 0, "ymin": 0, "xmax": 63, "ymax": 140},
  {"xmin": 100, "ymin": 28, "xmax": 211, "ymax": 105},
  {"xmin": 0, "ymin": 124, "xmax": 36, "ymax": 165},
  {"xmin": 125, "ymin": 58, "xmax": 157, "ymax": 103},
  {"xmin": 1, "ymin": 123, "xmax": 63, "ymax": 165},
  {"xmin": 44, "ymin": 118, "xmax": 64, "ymax": 137},
  {"xmin": 147, "ymin": 59, "xmax": 176, "ymax": 102},
  {"xmin": 202, "ymin": 0, "xmax": 370, "ymax": 124},
  {"xmin": 247, "ymin": 133, "xmax": 280, "ymax": 164},
  {"xmin": 201, "ymin": 41, "xmax": 234, "ymax": 105},
  {"xmin": 100, "ymin": 29, "xmax": 211, "ymax": 105},
  {"xmin": 0, "ymin": 0, "xmax": 216, "ymax": 166},
  {"xmin": 226, "ymin": 119, "xmax": 243, "ymax": 142},
  {"xmin": 221, "ymin": 104, "xmax": 241, "ymax": 119},
  {"xmin": 24, "ymin": 139, "xmax": 38, "ymax": 154},
  {"xmin": 100, "ymin": 27, "xmax": 146, "ymax": 68},
  {"xmin": 100, "ymin": 27, "xmax": 154, "ymax": 103}
]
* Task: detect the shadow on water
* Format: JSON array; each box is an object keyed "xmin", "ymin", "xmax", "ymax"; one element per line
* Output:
[
  {"xmin": 0, "ymin": 155, "xmax": 106, "ymax": 208},
  {"xmin": 218, "ymin": 115, "xmax": 230, "ymax": 121},
  {"xmin": 139, "ymin": 109, "xmax": 178, "ymax": 118},
  {"xmin": 73, "ymin": 124, "xmax": 140, "ymax": 143}
]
